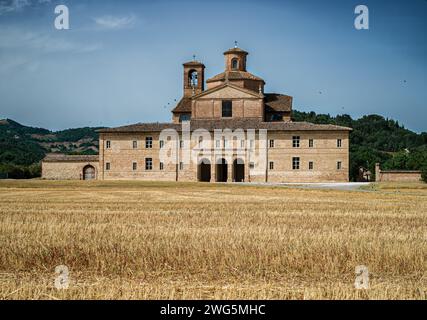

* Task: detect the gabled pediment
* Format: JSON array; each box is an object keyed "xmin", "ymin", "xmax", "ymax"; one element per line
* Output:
[{"xmin": 193, "ymin": 83, "xmax": 263, "ymax": 100}]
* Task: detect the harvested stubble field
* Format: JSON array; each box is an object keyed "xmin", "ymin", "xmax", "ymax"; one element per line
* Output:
[{"xmin": 0, "ymin": 180, "xmax": 426, "ymax": 300}]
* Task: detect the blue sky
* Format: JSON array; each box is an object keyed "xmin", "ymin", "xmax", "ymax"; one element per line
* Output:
[{"xmin": 0, "ymin": 0, "xmax": 426, "ymax": 132}]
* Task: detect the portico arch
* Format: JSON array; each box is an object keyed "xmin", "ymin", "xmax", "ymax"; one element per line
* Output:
[
  {"xmin": 216, "ymin": 158, "xmax": 228, "ymax": 182},
  {"xmin": 233, "ymin": 158, "xmax": 245, "ymax": 182},
  {"xmin": 197, "ymin": 158, "xmax": 211, "ymax": 182}
]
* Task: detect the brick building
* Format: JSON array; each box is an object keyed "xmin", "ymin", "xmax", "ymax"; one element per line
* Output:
[{"xmin": 42, "ymin": 46, "xmax": 351, "ymax": 182}]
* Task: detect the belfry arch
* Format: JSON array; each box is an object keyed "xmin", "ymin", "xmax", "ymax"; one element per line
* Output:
[{"xmin": 188, "ymin": 69, "xmax": 198, "ymax": 87}]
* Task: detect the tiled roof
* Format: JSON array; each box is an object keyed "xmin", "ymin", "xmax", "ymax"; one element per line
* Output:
[
  {"xmin": 206, "ymin": 71, "xmax": 264, "ymax": 83},
  {"xmin": 172, "ymin": 97, "xmax": 192, "ymax": 113},
  {"xmin": 99, "ymin": 119, "xmax": 352, "ymax": 133},
  {"xmin": 183, "ymin": 61, "xmax": 205, "ymax": 67},
  {"xmin": 224, "ymin": 47, "xmax": 248, "ymax": 55},
  {"xmin": 43, "ymin": 154, "xmax": 99, "ymax": 162},
  {"xmin": 264, "ymin": 93, "xmax": 293, "ymax": 112}
]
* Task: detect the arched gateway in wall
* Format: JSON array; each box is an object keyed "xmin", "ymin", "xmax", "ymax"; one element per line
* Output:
[{"xmin": 83, "ymin": 165, "xmax": 96, "ymax": 180}]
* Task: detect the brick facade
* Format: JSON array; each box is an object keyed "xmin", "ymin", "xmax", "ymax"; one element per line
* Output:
[{"xmin": 97, "ymin": 130, "xmax": 349, "ymax": 182}]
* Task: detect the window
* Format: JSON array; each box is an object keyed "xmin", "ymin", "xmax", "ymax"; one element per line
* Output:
[
  {"xmin": 269, "ymin": 140, "xmax": 275, "ymax": 148},
  {"xmin": 269, "ymin": 161, "xmax": 274, "ymax": 170},
  {"xmin": 160, "ymin": 140, "xmax": 164, "ymax": 149},
  {"xmin": 231, "ymin": 58, "xmax": 239, "ymax": 70},
  {"xmin": 145, "ymin": 158, "xmax": 153, "ymax": 170},
  {"xmin": 337, "ymin": 161, "xmax": 342, "ymax": 170},
  {"xmin": 292, "ymin": 157, "xmax": 300, "ymax": 170},
  {"xmin": 240, "ymin": 140, "xmax": 245, "ymax": 148},
  {"xmin": 106, "ymin": 162, "xmax": 111, "ymax": 171},
  {"xmin": 179, "ymin": 162, "xmax": 184, "ymax": 170},
  {"xmin": 270, "ymin": 113, "xmax": 283, "ymax": 121},
  {"xmin": 224, "ymin": 138, "xmax": 228, "ymax": 148},
  {"xmin": 106, "ymin": 140, "xmax": 111, "ymax": 149},
  {"xmin": 337, "ymin": 139, "xmax": 342, "ymax": 148},
  {"xmin": 292, "ymin": 136, "xmax": 300, "ymax": 148},
  {"xmin": 145, "ymin": 137, "xmax": 153, "ymax": 149},
  {"xmin": 198, "ymin": 136, "xmax": 203, "ymax": 147},
  {"xmin": 309, "ymin": 161, "xmax": 314, "ymax": 170},
  {"xmin": 216, "ymin": 140, "xmax": 221, "ymax": 148},
  {"xmin": 179, "ymin": 114, "xmax": 190, "ymax": 122},
  {"xmin": 222, "ymin": 100, "xmax": 232, "ymax": 117},
  {"xmin": 249, "ymin": 162, "xmax": 255, "ymax": 169},
  {"xmin": 250, "ymin": 140, "xmax": 254, "ymax": 149},
  {"xmin": 309, "ymin": 139, "xmax": 314, "ymax": 148},
  {"xmin": 180, "ymin": 140, "xmax": 184, "ymax": 149},
  {"xmin": 132, "ymin": 162, "xmax": 137, "ymax": 171},
  {"xmin": 160, "ymin": 162, "xmax": 164, "ymax": 171},
  {"xmin": 133, "ymin": 141, "xmax": 138, "ymax": 149}
]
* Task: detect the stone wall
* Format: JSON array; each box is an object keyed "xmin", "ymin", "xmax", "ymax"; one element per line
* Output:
[
  {"xmin": 42, "ymin": 161, "xmax": 99, "ymax": 180},
  {"xmin": 375, "ymin": 163, "xmax": 421, "ymax": 182}
]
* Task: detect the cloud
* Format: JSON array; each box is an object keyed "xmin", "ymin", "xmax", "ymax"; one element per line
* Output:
[
  {"xmin": 93, "ymin": 14, "xmax": 137, "ymax": 30},
  {"xmin": 0, "ymin": 27, "xmax": 101, "ymax": 53},
  {"xmin": 0, "ymin": 0, "xmax": 50, "ymax": 15},
  {"xmin": 0, "ymin": 0, "xmax": 30, "ymax": 14},
  {"xmin": 0, "ymin": 27, "xmax": 100, "ymax": 73}
]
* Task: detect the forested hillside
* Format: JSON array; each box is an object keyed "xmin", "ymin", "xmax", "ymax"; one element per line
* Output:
[
  {"xmin": 1, "ymin": 114, "xmax": 426, "ymax": 180},
  {"xmin": 293, "ymin": 111, "xmax": 427, "ymax": 180},
  {"xmin": 0, "ymin": 119, "xmax": 102, "ymax": 178}
]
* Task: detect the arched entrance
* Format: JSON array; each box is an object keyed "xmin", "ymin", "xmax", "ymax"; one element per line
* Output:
[
  {"xmin": 198, "ymin": 159, "xmax": 211, "ymax": 182},
  {"xmin": 233, "ymin": 158, "xmax": 245, "ymax": 182},
  {"xmin": 83, "ymin": 165, "xmax": 96, "ymax": 180},
  {"xmin": 216, "ymin": 158, "xmax": 228, "ymax": 182}
]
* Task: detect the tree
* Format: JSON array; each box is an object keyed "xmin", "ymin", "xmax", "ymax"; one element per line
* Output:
[{"xmin": 421, "ymin": 167, "xmax": 427, "ymax": 183}]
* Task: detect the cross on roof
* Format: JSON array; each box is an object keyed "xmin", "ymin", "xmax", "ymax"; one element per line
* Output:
[
  {"xmin": 193, "ymin": 54, "xmax": 196, "ymax": 61},
  {"xmin": 234, "ymin": 41, "xmax": 238, "ymax": 48}
]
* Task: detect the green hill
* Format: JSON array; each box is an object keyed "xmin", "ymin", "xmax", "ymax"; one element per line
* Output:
[
  {"xmin": 1, "ymin": 114, "xmax": 426, "ymax": 180},
  {"xmin": 0, "ymin": 119, "xmax": 104, "ymax": 178}
]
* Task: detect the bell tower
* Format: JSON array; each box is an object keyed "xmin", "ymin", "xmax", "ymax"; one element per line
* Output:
[
  {"xmin": 224, "ymin": 42, "xmax": 248, "ymax": 72},
  {"xmin": 183, "ymin": 57, "xmax": 205, "ymax": 97}
]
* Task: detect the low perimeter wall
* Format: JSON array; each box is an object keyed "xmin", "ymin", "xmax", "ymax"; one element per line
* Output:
[
  {"xmin": 375, "ymin": 163, "xmax": 421, "ymax": 182},
  {"xmin": 42, "ymin": 161, "xmax": 99, "ymax": 180}
]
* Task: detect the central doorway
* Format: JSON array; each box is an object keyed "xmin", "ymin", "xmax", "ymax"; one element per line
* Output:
[
  {"xmin": 216, "ymin": 158, "xmax": 228, "ymax": 182},
  {"xmin": 233, "ymin": 158, "xmax": 245, "ymax": 182},
  {"xmin": 197, "ymin": 159, "xmax": 211, "ymax": 182}
]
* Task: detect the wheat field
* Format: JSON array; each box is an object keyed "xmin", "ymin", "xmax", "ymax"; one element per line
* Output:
[{"xmin": 0, "ymin": 180, "xmax": 426, "ymax": 300}]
